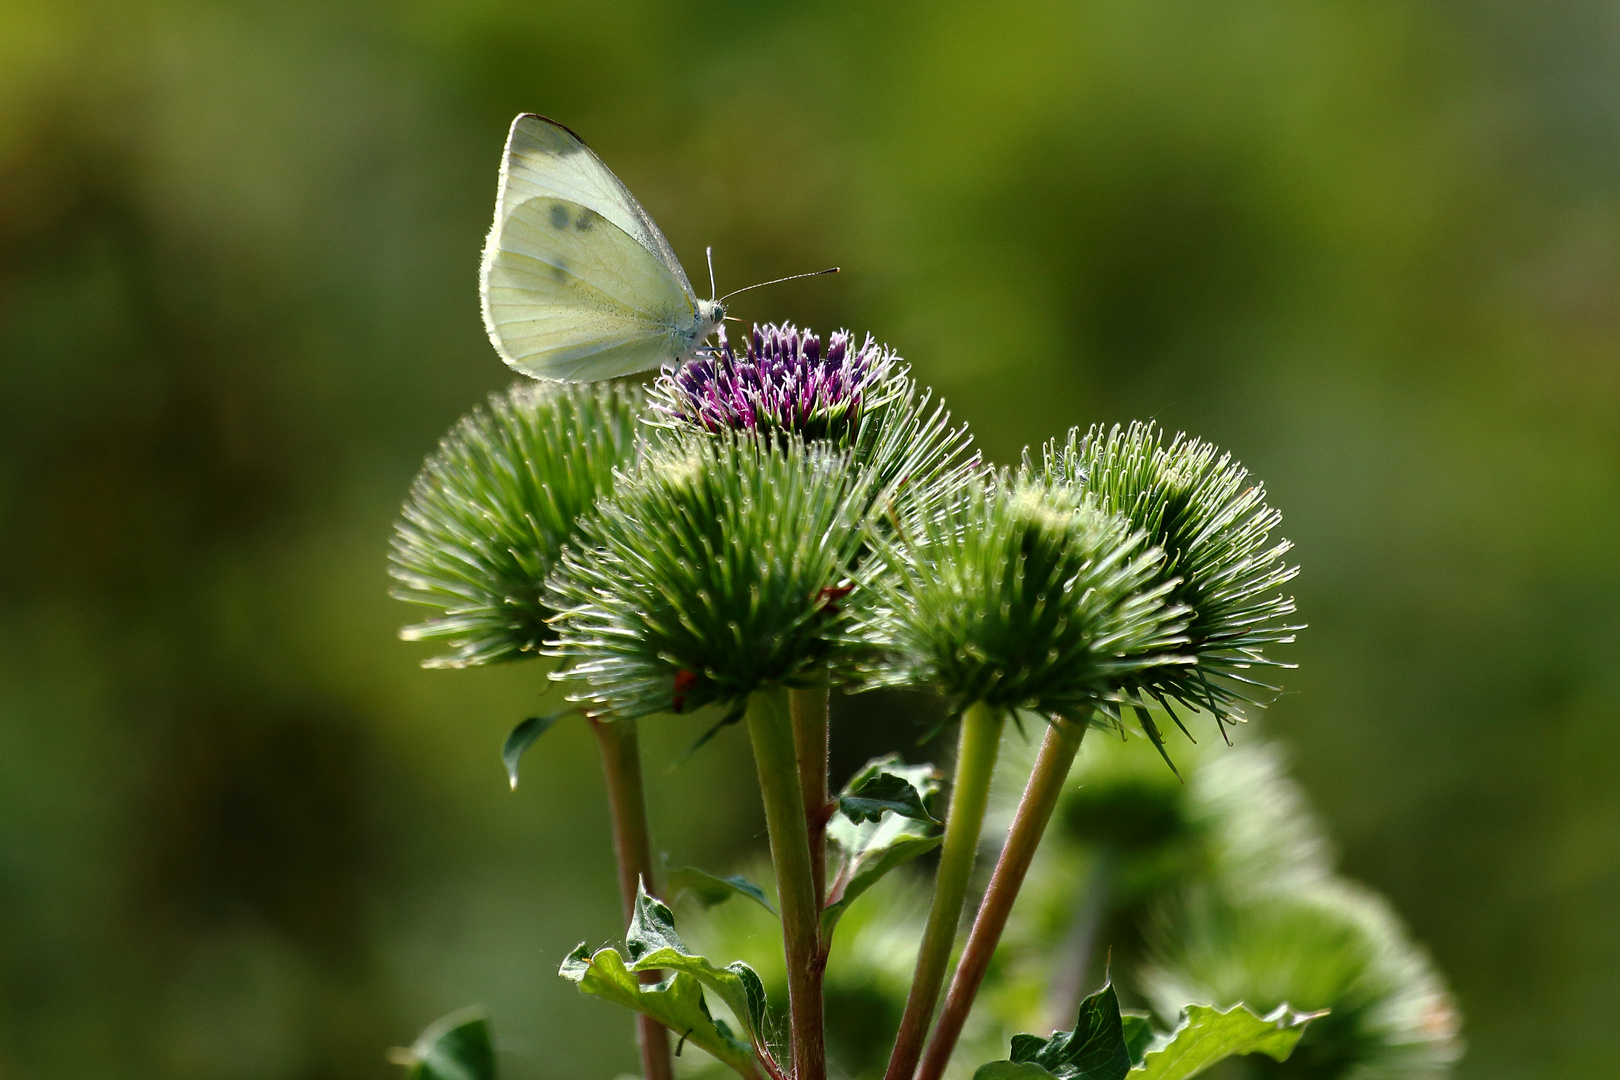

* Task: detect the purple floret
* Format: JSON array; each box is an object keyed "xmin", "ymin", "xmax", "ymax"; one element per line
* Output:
[{"xmin": 656, "ymin": 323, "xmax": 896, "ymax": 442}]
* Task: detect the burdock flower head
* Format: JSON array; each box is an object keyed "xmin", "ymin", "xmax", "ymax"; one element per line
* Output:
[
  {"xmin": 389, "ymin": 381, "xmax": 642, "ymax": 667},
  {"xmin": 1143, "ymin": 882, "xmax": 1463, "ymax": 1079},
  {"xmin": 545, "ymin": 432, "xmax": 874, "ymax": 719},
  {"xmin": 650, "ymin": 322, "xmax": 972, "ymax": 502},
  {"xmin": 1037, "ymin": 422, "xmax": 1301, "ymax": 736},
  {"xmin": 854, "ymin": 471, "xmax": 1190, "ymax": 719}
]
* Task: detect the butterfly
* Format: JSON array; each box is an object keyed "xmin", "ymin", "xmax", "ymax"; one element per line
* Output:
[{"xmin": 480, "ymin": 114, "xmax": 834, "ymax": 382}]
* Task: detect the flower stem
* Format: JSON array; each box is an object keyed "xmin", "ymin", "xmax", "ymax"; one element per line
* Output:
[
  {"xmin": 746, "ymin": 687, "xmax": 825, "ymax": 1080},
  {"xmin": 915, "ymin": 716, "xmax": 1088, "ymax": 1080},
  {"xmin": 789, "ymin": 673, "xmax": 832, "ymax": 906},
  {"xmin": 590, "ymin": 716, "xmax": 675, "ymax": 1080},
  {"xmin": 884, "ymin": 701, "xmax": 1004, "ymax": 1080}
]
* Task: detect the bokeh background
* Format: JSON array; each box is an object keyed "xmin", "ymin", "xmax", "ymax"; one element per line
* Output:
[{"xmin": 1, "ymin": 2, "xmax": 1616, "ymax": 1078}]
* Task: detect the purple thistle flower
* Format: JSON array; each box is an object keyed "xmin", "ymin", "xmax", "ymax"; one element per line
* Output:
[{"xmin": 654, "ymin": 323, "xmax": 898, "ymax": 444}]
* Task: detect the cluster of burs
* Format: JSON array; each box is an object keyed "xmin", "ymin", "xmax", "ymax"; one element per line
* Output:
[{"xmin": 384, "ymin": 116, "xmax": 1461, "ymax": 1080}]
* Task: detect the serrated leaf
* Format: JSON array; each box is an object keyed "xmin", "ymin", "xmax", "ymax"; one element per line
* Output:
[
  {"xmin": 974, "ymin": 983, "xmax": 1131, "ymax": 1080},
  {"xmin": 1132, "ymin": 1003, "xmax": 1323, "ymax": 1080},
  {"xmin": 625, "ymin": 885, "xmax": 686, "ymax": 962},
  {"xmin": 823, "ymin": 756, "xmax": 943, "ymax": 936},
  {"xmin": 502, "ymin": 712, "xmax": 567, "ymax": 789},
  {"xmin": 623, "ymin": 885, "xmax": 770, "ymax": 1043},
  {"xmin": 667, "ymin": 867, "xmax": 778, "ymax": 915},
  {"xmin": 974, "ymin": 1063, "xmax": 1060, "ymax": 1080},
  {"xmin": 1027, "ymin": 982, "xmax": 1133, "ymax": 1080},
  {"xmin": 823, "ymin": 813, "xmax": 941, "ymax": 936},
  {"xmin": 560, "ymin": 943, "xmax": 757, "ymax": 1077},
  {"xmin": 839, "ymin": 770, "xmax": 939, "ymax": 825},
  {"xmin": 395, "ymin": 1007, "xmax": 495, "ymax": 1080},
  {"xmin": 560, "ymin": 885, "xmax": 772, "ymax": 1079},
  {"xmin": 631, "ymin": 949, "xmax": 770, "ymax": 1044},
  {"xmin": 839, "ymin": 755, "xmax": 941, "ymax": 819},
  {"xmin": 1120, "ymin": 1014, "xmax": 1155, "ymax": 1067}
]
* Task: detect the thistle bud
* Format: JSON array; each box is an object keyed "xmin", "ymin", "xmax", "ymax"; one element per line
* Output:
[
  {"xmin": 388, "ymin": 381, "xmax": 641, "ymax": 667},
  {"xmin": 854, "ymin": 472, "xmax": 1188, "ymax": 718},
  {"xmin": 1038, "ymin": 423, "xmax": 1300, "ymax": 729},
  {"xmin": 545, "ymin": 434, "xmax": 873, "ymax": 718}
]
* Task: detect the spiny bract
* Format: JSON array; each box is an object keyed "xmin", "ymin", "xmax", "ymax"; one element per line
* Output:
[
  {"xmin": 853, "ymin": 471, "xmax": 1190, "ymax": 719},
  {"xmin": 545, "ymin": 433, "xmax": 874, "ymax": 718},
  {"xmin": 389, "ymin": 381, "xmax": 642, "ymax": 667}
]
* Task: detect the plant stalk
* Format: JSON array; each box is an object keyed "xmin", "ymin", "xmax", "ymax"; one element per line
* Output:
[
  {"xmin": 591, "ymin": 716, "xmax": 675, "ymax": 1080},
  {"xmin": 915, "ymin": 716, "xmax": 1088, "ymax": 1080},
  {"xmin": 883, "ymin": 701, "xmax": 1004, "ymax": 1080},
  {"xmin": 789, "ymin": 673, "xmax": 832, "ymax": 906},
  {"xmin": 747, "ymin": 687, "xmax": 825, "ymax": 1080},
  {"xmin": 1046, "ymin": 847, "xmax": 1115, "ymax": 1030}
]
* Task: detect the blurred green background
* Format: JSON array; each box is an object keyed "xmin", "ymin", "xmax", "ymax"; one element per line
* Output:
[{"xmin": 1, "ymin": 1, "xmax": 1615, "ymax": 1077}]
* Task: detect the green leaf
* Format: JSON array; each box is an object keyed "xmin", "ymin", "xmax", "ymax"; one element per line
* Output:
[
  {"xmin": 990, "ymin": 982, "xmax": 1132, "ymax": 1080},
  {"xmin": 667, "ymin": 866, "xmax": 778, "ymax": 915},
  {"xmin": 502, "ymin": 712, "xmax": 566, "ymax": 790},
  {"xmin": 974, "ymin": 984, "xmax": 1135, "ymax": 1080},
  {"xmin": 838, "ymin": 765, "xmax": 940, "ymax": 825},
  {"xmin": 559, "ymin": 885, "xmax": 772, "ymax": 1080},
  {"xmin": 632, "ymin": 948, "xmax": 770, "ymax": 1046},
  {"xmin": 823, "ymin": 756, "xmax": 944, "ymax": 937},
  {"xmin": 560, "ymin": 944, "xmax": 757, "ymax": 1077},
  {"xmin": 1120, "ymin": 1014, "xmax": 1155, "ymax": 1067},
  {"xmin": 625, "ymin": 885, "xmax": 687, "ymax": 962},
  {"xmin": 1132, "ymin": 1003, "xmax": 1324, "ymax": 1080},
  {"xmin": 974, "ymin": 1063, "xmax": 1060, "ymax": 1080},
  {"xmin": 623, "ymin": 885, "xmax": 770, "ymax": 1043},
  {"xmin": 393, "ymin": 1007, "xmax": 495, "ymax": 1080}
]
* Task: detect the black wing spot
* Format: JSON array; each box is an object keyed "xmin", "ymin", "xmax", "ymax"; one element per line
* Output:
[
  {"xmin": 550, "ymin": 259, "xmax": 569, "ymax": 282},
  {"xmin": 575, "ymin": 208, "xmax": 596, "ymax": 231},
  {"xmin": 549, "ymin": 202, "xmax": 570, "ymax": 230}
]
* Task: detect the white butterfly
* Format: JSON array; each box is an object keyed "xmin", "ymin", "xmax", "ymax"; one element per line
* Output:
[
  {"xmin": 479, "ymin": 114, "xmax": 722, "ymax": 382},
  {"xmin": 480, "ymin": 114, "xmax": 834, "ymax": 382}
]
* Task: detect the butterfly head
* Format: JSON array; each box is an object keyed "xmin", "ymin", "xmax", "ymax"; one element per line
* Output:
[{"xmin": 695, "ymin": 297, "xmax": 726, "ymax": 337}]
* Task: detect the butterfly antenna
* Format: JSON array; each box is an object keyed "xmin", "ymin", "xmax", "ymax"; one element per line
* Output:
[
  {"xmin": 706, "ymin": 246, "xmax": 717, "ymax": 303},
  {"xmin": 719, "ymin": 267, "xmax": 839, "ymax": 302}
]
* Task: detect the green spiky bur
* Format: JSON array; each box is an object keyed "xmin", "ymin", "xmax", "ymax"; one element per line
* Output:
[
  {"xmin": 389, "ymin": 381, "xmax": 643, "ymax": 667},
  {"xmin": 1035, "ymin": 737, "xmax": 1334, "ymax": 898},
  {"xmin": 546, "ymin": 434, "xmax": 875, "ymax": 719},
  {"xmin": 853, "ymin": 472, "xmax": 1189, "ymax": 719},
  {"xmin": 1037, "ymin": 423, "xmax": 1300, "ymax": 730},
  {"xmin": 1143, "ymin": 883, "xmax": 1462, "ymax": 1080}
]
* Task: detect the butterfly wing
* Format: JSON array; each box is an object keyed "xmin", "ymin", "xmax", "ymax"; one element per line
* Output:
[
  {"xmin": 480, "ymin": 114, "xmax": 700, "ymax": 381},
  {"xmin": 484, "ymin": 195, "xmax": 696, "ymax": 380}
]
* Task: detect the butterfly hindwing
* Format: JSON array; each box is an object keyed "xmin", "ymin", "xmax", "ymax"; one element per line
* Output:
[
  {"xmin": 483, "ymin": 194, "xmax": 693, "ymax": 380},
  {"xmin": 480, "ymin": 114, "xmax": 709, "ymax": 381}
]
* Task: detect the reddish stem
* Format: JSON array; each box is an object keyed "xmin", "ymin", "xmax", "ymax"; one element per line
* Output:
[
  {"xmin": 592, "ymin": 717, "xmax": 675, "ymax": 1080},
  {"xmin": 914, "ymin": 717, "xmax": 1087, "ymax": 1080}
]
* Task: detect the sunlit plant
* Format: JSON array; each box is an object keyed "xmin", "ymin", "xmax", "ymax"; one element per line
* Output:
[{"xmin": 385, "ymin": 114, "xmax": 1458, "ymax": 1080}]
